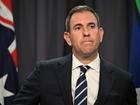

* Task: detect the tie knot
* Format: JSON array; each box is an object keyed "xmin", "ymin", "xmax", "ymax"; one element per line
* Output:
[{"xmin": 79, "ymin": 65, "xmax": 90, "ymax": 74}]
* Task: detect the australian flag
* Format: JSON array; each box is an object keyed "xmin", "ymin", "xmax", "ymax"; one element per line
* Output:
[
  {"xmin": 0, "ymin": 0, "xmax": 18, "ymax": 105},
  {"xmin": 129, "ymin": 0, "xmax": 140, "ymax": 105}
]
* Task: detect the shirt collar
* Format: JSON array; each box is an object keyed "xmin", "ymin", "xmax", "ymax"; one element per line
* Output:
[{"xmin": 72, "ymin": 53, "xmax": 100, "ymax": 73}]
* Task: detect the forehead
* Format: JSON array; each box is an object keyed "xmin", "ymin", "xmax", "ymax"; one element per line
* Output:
[{"xmin": 70, "ymin": 11, "xmax": 97, "ymax": 25}]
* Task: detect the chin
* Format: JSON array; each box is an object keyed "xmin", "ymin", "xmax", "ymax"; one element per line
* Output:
[
  {"xmin": 82, "ymin": 50, "xmax": 97, "ymax": 57},
  {"xmin": 82, "ymin": 52, "xmax": 94, "ymax": 57}
]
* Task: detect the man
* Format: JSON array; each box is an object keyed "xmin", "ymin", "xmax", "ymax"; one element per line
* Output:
[{"xmin": 12, "ymin": 5, "xmax": 137, "ymax": 105}]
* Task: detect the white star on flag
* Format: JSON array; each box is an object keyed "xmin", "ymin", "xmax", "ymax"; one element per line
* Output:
[{"xmin": 0, "ymin": 74, "xmax": 14, "ymax": 105}]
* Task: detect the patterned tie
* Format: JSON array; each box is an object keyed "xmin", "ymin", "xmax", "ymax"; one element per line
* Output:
[{"xmin": 74, "ymin": 65, "xmax": 90, "ymax": 105}]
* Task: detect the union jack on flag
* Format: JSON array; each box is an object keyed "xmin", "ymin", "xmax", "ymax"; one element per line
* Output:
[{"xmin": 0, "ymin": 0, "xmax": 18, "ymax": 105}]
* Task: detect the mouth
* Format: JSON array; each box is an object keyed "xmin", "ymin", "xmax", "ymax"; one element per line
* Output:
[{"xmin": 82, "ymin": 40, "xmax": 93, "ymax": 44}]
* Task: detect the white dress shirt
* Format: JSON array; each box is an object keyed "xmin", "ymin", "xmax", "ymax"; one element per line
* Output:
[{"xmin": 71, "ymin": 54, "xmax": 100, "ymax": 105}]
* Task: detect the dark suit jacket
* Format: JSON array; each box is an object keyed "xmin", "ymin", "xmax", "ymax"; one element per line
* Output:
[{"xmin": 12, "ymin": 54, "xmax": 137, "ymax": 105}]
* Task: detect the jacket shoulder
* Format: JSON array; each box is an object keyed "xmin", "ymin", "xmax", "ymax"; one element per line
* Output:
[
  {"xmin": 36, "ymin": 54, "xmax": 71, "ymax": 67},
  {"xmin": 101, "ymin": 58, "xmax": 132, "ymax": 79}
]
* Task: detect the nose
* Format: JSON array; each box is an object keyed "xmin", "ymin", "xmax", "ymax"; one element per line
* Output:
[{"xmin": 83, "ymin": 28, "xmax": 90, "ymax": 37}]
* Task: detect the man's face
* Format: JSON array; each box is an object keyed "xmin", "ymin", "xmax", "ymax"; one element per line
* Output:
[{"xmin": 64, "ymin": 11, "xmax": 104, "ymax": 59}]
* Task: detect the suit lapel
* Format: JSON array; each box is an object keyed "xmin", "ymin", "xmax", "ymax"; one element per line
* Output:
[
  {"xmin": 55, "ymin": 55, "xmax": 115, "ymax": 105},
  {"xmin": 94, "ymin": 58, "xmax": 115, "ymax": 105},
  {"xmin": 55, "ymin": 54, "xmax": 73, "ymax": 105}
]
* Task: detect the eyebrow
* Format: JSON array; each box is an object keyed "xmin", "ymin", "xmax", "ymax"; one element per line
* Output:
[
  {"xmin": 87, "ymin": 22, "xmax": 96, "ymax": 26},
  {"xmin": 73, "ymin": 23, "xmax": 82, "ymax": 28},
  {"xmin": 73, "ymin": 22, "xmax": 96, "ymax": 28}
]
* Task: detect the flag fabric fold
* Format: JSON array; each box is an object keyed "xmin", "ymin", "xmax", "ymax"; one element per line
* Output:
[
  {"xmin": 129, "ymin": 0, "xmax": 140, "ymax": 105},
  {"xmin": 0, "ymin": 0, "xmax": 18, "ymax": 105}
]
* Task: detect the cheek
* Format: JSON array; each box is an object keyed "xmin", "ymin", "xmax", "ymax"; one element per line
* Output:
[
  {"xmin": 91, "ymin": 34, "xmax": 101, "ymax": 45},
  {"xmin": 70, "ymin": 34, "xmax": 80, "ymax": 45},
  {"xmin": 96, "ymin": 36, "xmax": 101, "ymax": 44},
  {"xmin": 71, "ymin": 38, "xmax": 78, "ymax": 46},
  {"xmin": 95, "ymin": 31, "xmax": 101, "ymax": 40}
]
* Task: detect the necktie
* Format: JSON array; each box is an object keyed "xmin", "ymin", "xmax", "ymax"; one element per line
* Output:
[{"xmin": 74, "ymin": 65, "xmax": 90, "ymax": 105}]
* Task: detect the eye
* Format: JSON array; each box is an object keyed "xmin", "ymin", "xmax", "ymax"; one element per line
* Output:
[
  {"xmin": 89, "ymin": 24, "xmax": 96, "ymax": 29},
  {"xmin": 75, "ymin": 26, "xmax": 81, "ymax": 30}
]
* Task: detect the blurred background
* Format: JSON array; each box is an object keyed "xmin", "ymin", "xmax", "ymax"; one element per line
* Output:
[{"xmin": 1, "ymin": 0, "xmax": 140, "ymax": 104}]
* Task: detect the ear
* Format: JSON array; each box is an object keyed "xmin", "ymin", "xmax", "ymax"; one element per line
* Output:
[
  {"xmin": 99, "ymin": 27, "xmax": 104, "ymax": 43},
  {"xmin": 64, "ymin": 32, "xmax": 72, "ymax": 46}
]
